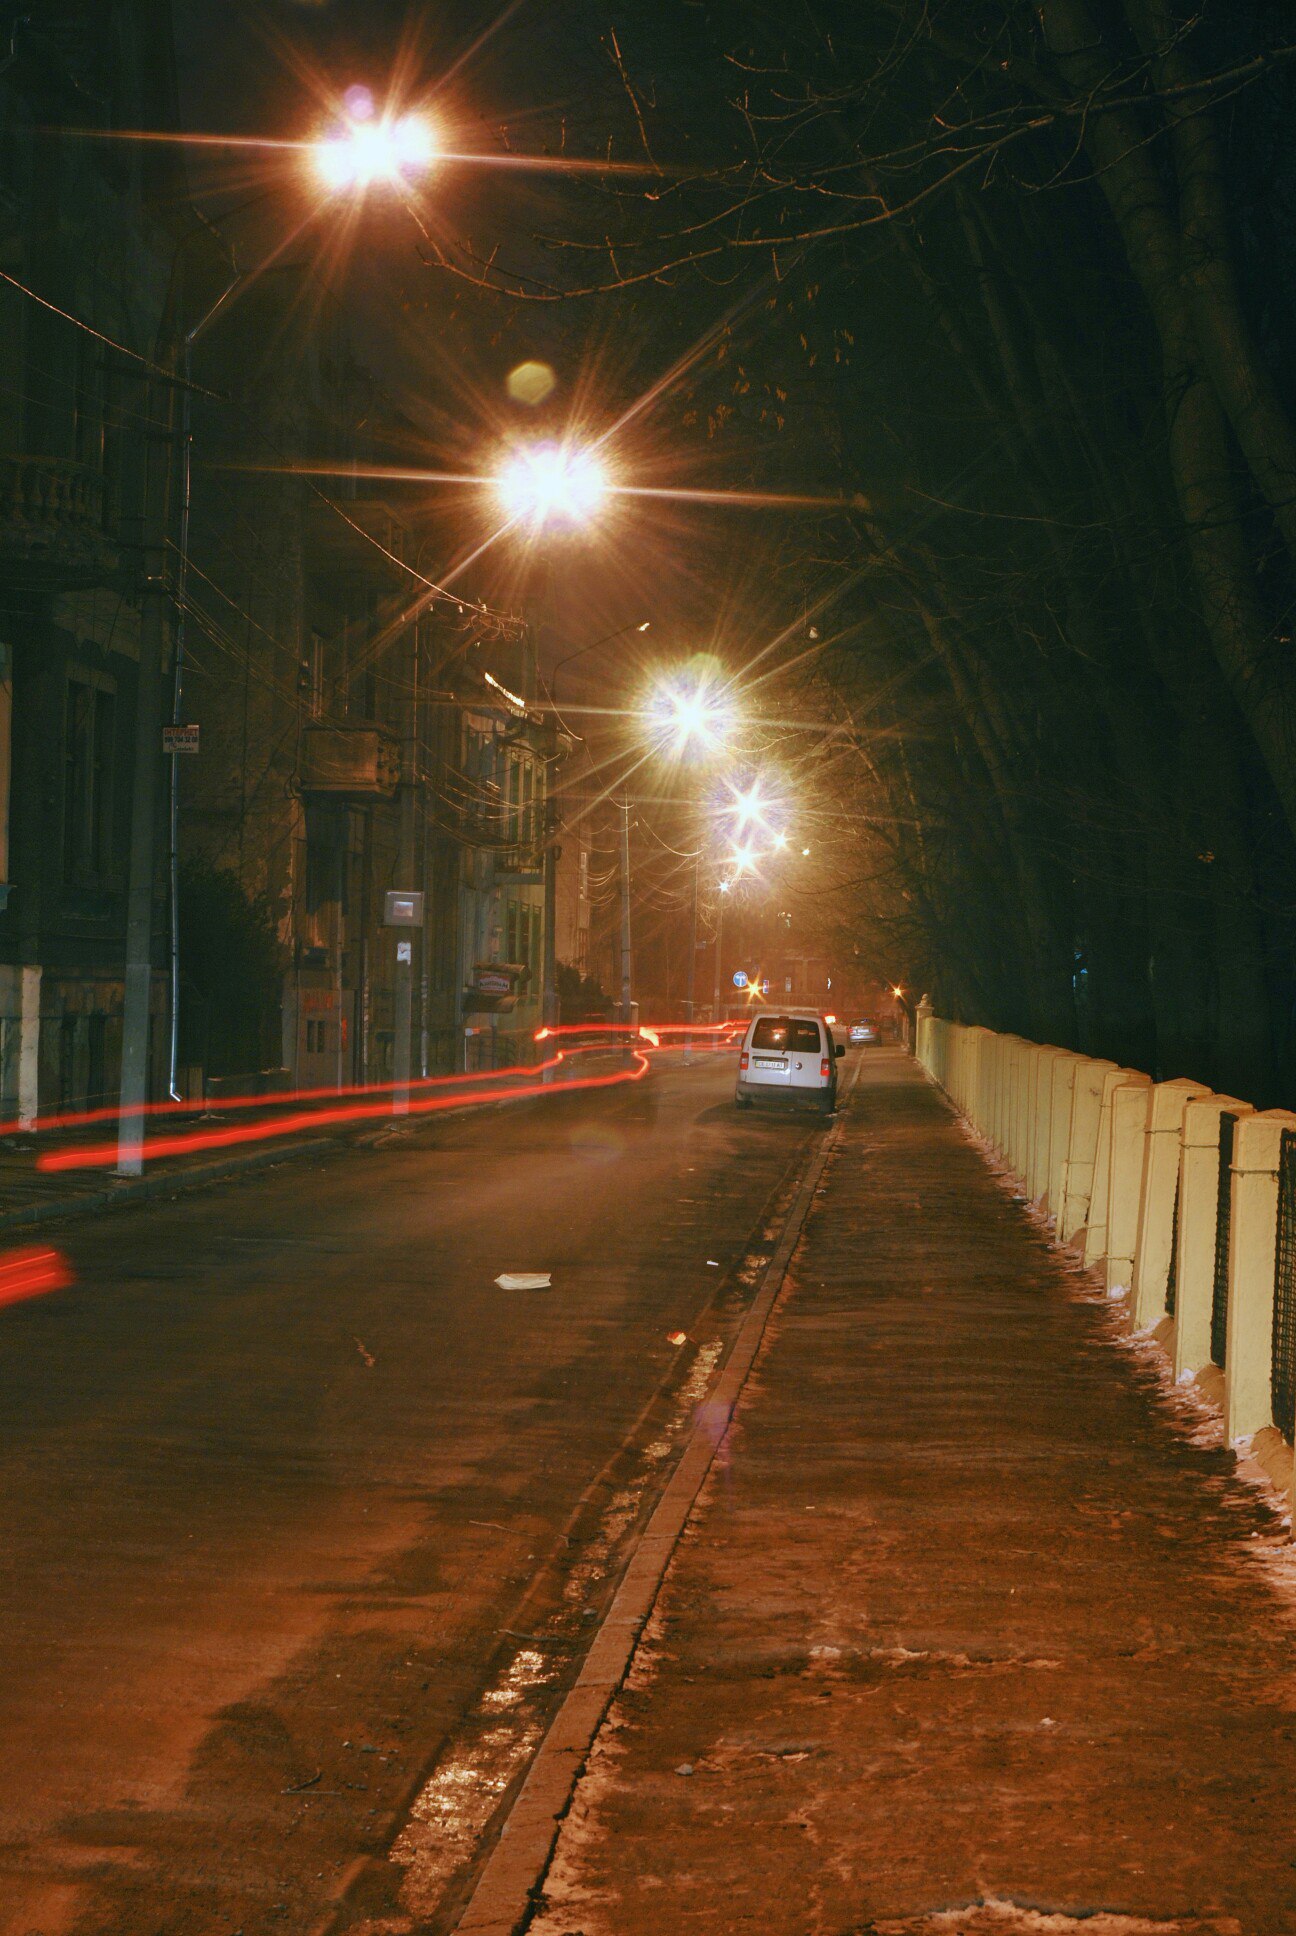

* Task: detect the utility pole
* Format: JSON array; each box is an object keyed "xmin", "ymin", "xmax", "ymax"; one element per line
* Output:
[
  {"xmin": 391, "ymin": 624, "xmax": 419, "ymax": 1116},
  {"xmin": 619, "ymin": 797, "xmax": 633, "ymax": 1026},
  {"xmin": 710, "ymin": 886, "xmax": 728, "ymax": 1030},
  {"xmin": 117, "ymin": 373, "xmax": 174, "ymax": 1175},
  {"xmin": 541, "ymin": 795, "xmax": 559, "ymax": 1079},
  {"xmin": 683, "ymin": 845, "xmax": 699, "ymax": 1065}
]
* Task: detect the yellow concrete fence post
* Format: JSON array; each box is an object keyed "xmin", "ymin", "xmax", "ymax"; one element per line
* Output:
[
  {"xmin": 1060, "ymin": 1058, "xmax": 1118, "ymax": 1246},
  {"xmin": 1130, "ymin": 1077, "xmax": 1211, "ymax": 1331},
  {"xmin": 915, "ymin": 996, "xmax": 934, "ymax": 1072},
  {"xmin": 1105, "ymin": 1079, "xmax": 1154, "ymax": 1300},
  {"xmin": 1045, "ymin": 1052, "xmax": 1087, "ymax": 1225},
  {"xmin": 1028, "ymin": 1046, "xmax": 1067, "ymax": 1204},
  {"xmin": 1223, "ymin": 1110, "xmax": 1296, "ymax": 1444},
  {"xmin": 1173, "ymin": 1094, "xmax": 1253, "ymax": 1381},
  {"xmin": 1085, "ymin": 1069, "xmax": 1150, "ymax": 1269},
  {"xmin": 1008, "ymin": 1038, "xmax": 1032, "ymax": 1180}
]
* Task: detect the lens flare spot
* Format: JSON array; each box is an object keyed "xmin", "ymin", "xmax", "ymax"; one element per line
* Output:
[{"xmin": 507, "ymin": 361, "xmax": 557, "ymax": 406}]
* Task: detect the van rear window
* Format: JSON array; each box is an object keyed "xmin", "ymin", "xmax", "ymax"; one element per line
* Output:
[{"xmin": 750, "ymin": 1017, "xmax": 820, "ymax": 1051}]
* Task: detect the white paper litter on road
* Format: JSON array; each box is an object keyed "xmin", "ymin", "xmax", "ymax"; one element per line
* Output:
[{"xmin": 495, "ymin": 1272, "xmax": 552, "ymax": 1290}]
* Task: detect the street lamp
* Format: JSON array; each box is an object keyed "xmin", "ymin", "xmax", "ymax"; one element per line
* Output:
[
  {"xmin": 645, "ymin": 670, "xmax": 733, "ymax": 761},
  {"xmin": 495, "ymin": 441, "xmax": 610, "ymax": 529},
  {"xmin": 548, "ymin": 619, "xmax": 650, "ymax": 702},
  {"xmin": 312, "ymin": 109, "xmax": 439, "ymax": 193},
  {"xmin": 642, "ymin": 668, "xmax": 737, "ymax": 1057}
]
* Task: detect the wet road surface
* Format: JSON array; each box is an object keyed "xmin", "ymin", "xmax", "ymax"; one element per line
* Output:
[{"xmin": 0, "ymin": 1052, "xmax": 826, "ymax": 1935}]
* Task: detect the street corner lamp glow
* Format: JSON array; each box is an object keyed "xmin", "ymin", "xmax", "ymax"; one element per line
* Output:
[
  {"xmin": 312, "ymin": 107, "xmax": 438, "ymax": 193},
  {"xmin": 495, "ymin": 441, "xmax": 609, "ymax": 529}
]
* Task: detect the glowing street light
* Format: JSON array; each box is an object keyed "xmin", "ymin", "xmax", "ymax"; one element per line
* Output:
[
  {"xmin": 729, "ymin": 783, "xmax": 766, "ymax": 833},
  {"xmin": 496, "ymin": 441, "xmax": 609, "ymax": 529},
  {"xmin": 645, "ymin": 670, "xmax": 734, "ymax": 760},
  {"xmin": 312, "ymin": 109, "xmax": 438, "ymax": 194}
]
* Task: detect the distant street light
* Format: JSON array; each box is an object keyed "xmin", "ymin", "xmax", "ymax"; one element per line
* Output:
[
  {"xmin": 496, "ymin": 441, "xmax": 609, "ymax": 528},
  {"xmin": 312, "ymin": 109, "xmax": 438, "ymax": 193}
]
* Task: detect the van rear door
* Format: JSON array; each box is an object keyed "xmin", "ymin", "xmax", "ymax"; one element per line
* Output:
[
  {"xmin": 785, "ymin": 1017, "xmax": 826, "ymax": 1089},
  {"xmin": 747, "ymin": 1016, "xmax": 794, "ymax": 1087}
]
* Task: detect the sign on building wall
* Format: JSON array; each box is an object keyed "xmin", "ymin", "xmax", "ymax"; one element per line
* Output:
[{"xmin": 384, "ymin": 890, "xmax": 424, "ymax": 926}]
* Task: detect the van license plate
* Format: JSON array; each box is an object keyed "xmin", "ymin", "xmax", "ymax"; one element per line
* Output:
[{"xmin": 755, "ymin": 1057, "xmax": 787, "ymax": 1069}]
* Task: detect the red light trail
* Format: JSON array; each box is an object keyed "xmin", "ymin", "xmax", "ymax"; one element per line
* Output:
[
  {"xmin": 0, "ymin": 1247, "xmax": 73, "ymax": 1310},
  {"xmin": 37, "ymin": 1051, "xmax": 663, "ymax": 1175}
]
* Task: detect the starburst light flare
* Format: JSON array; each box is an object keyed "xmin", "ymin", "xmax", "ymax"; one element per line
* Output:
[
  {"xmin": 312, "ymin": 109, "xmax": 438, "ymax": 193},
  {"xmin": 494, "ymin": 442, "xmax": 609, "ymax": 528}
]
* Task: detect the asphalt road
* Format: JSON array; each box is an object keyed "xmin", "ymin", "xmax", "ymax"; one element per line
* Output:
[{"xmin": 0, "ymin": 1051, "xmax": 827, "ymax": 1936}]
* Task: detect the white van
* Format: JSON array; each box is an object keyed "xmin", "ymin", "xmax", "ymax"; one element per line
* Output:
[{"xmin": 735, "ymin": 1010, "xmax": 843, "ymax": 1114}]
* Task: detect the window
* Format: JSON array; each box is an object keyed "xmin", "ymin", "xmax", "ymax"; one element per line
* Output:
[
  {"xmin": 306, "ymin": 633, "xmax": 324, "ymax": 718},
  {"xmin": 63, "ymin": 673, "xmax": 115, "ymax": 881},
  {"xmin": 0, "ymin": 642, "xmax": 11, "ymax": 882},
  {"xmin": 521, "ymin": 761, "xmax": 536, "ymax": 844},
  {"xmin": 751, "ymin": 1018, "xmax": 789, "ymax": 1051},
  {"xmin": 506, "ymin": 757, "xmax": 521, "ymax": 842},
  {"xmin": 750, "ymin": 1017, "xmax": 821, "ymax": 1053},
  {"xmin": 305, "ymin": 1018, "xmax": 327, "ymax": 1054}
]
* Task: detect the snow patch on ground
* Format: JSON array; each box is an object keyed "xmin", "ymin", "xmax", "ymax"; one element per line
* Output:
[{"xmin": 872, "ymin": 1899, "xmax": 1238, "ymax": 1935}]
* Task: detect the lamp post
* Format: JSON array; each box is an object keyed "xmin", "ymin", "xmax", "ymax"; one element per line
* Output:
[
  {"xmin": 641, "ymin": 667, "xmax": 736, "ymax": 1054},
  {"xmin": 488, "ymin": 440, "xmax": 612, "ymax": 1062},
  {"xmin": 543, "ymin": 620, "xmax": 648, "ymax": 1049},
  {"xmin": 710, "ymin": 879, "xmax": 731, "ymax": 1024},
  {"xmin": 117, "ymin": 100, "xmax": 439, "ymax": 1169}
]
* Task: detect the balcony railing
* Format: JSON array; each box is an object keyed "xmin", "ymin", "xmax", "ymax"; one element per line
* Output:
[{"xmin": 0, "ymin": 455, "xmax": 116, "ymax": 583}]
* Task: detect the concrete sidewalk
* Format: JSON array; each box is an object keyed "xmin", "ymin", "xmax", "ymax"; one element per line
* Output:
[{"xmin": 528, "ymin": 1050, "xmax": 1296, "ymax": 1936}]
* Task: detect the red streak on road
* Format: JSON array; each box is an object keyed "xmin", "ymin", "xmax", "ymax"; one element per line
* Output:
[
  {"xmin": 38, "ymin": 1053, "xmax": 654, "ymax": 1174},
  {"xmin": 0, "ymin": 1246, "xmax": 73, "ymax": 1309},
  {"xmin": 0, "ymin": 1049, "xmax": 574, "ymax": 1140},
  {"xmin": 0, "ymin": 1022, "xmax": 742, "ymax": 1140}
]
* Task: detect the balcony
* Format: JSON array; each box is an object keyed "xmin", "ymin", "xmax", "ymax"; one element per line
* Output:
[
  {"xmin": 0, "ymin": 456, "xmax": 118, "ymax": 585},
  {"xmin": 298, "ymin": 725, "xmax": 401, "ymax": 800}
]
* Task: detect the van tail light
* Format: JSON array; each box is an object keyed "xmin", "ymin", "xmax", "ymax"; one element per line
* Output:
[
  {"xmin": 820, "ymin": 1057, "xmax": 830, "ymax": 1078},
  {"xmin": 740, "ymin": 1052, "xmax": 749, "ymax": 1070}
]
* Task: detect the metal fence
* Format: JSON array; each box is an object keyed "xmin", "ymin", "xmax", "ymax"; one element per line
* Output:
[
  {"xmin": 1210, "ymin": 1112, "xmax": 1237, "ymax": 1369},
  {"xmin": 1165, "ymin": 1174, "xmax": 1180, "ymax": 1316},
  {"xmin": 1271, "ymin": 1129, "xmax": 1296, "ymax": 1444}
]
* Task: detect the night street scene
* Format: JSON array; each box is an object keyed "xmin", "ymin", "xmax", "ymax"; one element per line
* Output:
[{"xmin": 5, "ymin": 3, "xmax": 1296, "ymax": 1934}]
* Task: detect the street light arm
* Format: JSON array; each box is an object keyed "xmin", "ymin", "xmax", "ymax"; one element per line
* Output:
[{"xmin": 547, "ymin": 619, "xmax": 649, "ymax": 698}]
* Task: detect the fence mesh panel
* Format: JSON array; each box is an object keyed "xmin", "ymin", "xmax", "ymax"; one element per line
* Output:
[
  {"xmin": 1272, "ymin": 1130, "xmax": 1296, "ymax": 1444},
  {"xmin": 1211, "ymin": 1112, "xmax": 1237, "ymax": 1368},
  {"xmin": 1165, "ymin": 1172, "xmax": 1181, "ymax": 1316}
]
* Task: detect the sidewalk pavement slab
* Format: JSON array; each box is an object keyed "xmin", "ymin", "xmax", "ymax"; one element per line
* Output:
[{"xmin": 528, "ymin": 1050, "xmax": 1296, "ymax": 1936}]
